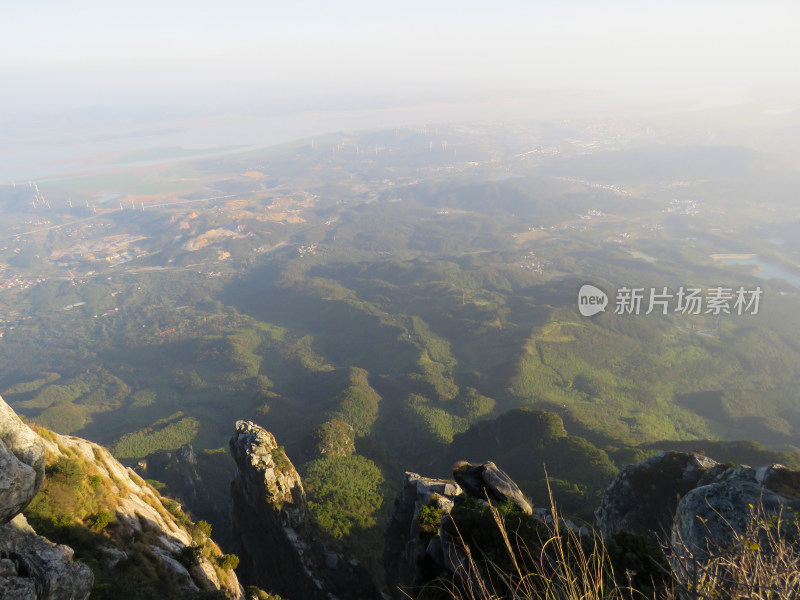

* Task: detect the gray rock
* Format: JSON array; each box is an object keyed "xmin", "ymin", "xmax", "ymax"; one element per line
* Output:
[
  {"xmin": 325, "ymin": 552, "xmax": 339, "ymax": 570},
  {"xmin": 230, "ymin": 420, "xmax": 379, "ymax": 600},
  {"xmin": 424, "ymin": 535, "xmax": 443, "ymax": 568},
  {"xmin": 384, "ymin": 464, "xmax": 536, "ymax": 599},
  {"xmin": 595, "ymin": 452, "xmax": 800, "ymax": 594},
  {"xmin": 407, "ymin": 473, "xmax": 462, "ymax": 502},
  {"xmin": 230, "ymin": 420, "xmax": 315, "ymax": 599},
  {"xmin": 0, "ymin": 555, "xmax": 37, "ymax": 600},
  {"xmin": 758, "ymin": 463, "xmax": 800, "ymax": 498},
  {"xmin": 595, "ymin": 451, "xmax": 725, "ymax": 544},
  {"xmin": 0, "ymin": 576, "xmax": 37, "ymax": 600},
  {"xmin": 1, "ymin": 397, "xmax": 244, "ymax": 600},
  {"xmin": 0, "ymin": 558, "xmax": 17, "ymax": 577},
  {"xmin": 0, "ymin": 514, "xmax": 93, "ymax": 600},
  {"xmin": 383, "ymin": 472, "xmax": 464, "ymax": 599},
  {"xmin": 97, "ymin": 546, "xmax": 127, "ymax": 569},
  {"xmin": 454, "ymin": 461, "xmax": 533, "ymax": 515},
  {"xmin": 148, "ymin": 545, "xmax": 198, "ymax": 592},
  {"xmin": 670, "ymin": 463, "xmax": 800, "ymax": 584},
  {"xmin": 434, "ymin": 495, "xmax": 455, "ymax": 513},
  {"xmin": 0, "ymin": 395, "xmax": 46, "ymax": 525}
]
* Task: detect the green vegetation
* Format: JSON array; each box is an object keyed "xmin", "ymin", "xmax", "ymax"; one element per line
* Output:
[
  {"xmin": 113, "ymin": 413, "xmax": 200, "ymax": 459},
  {"xmin": 455, "ymin": 388, "xmax": 496, "ymax": 420},
  {"xmin": 446, "ymin": 409, "xmax": 618, "ymax": 520},
  {"xmin": 310, "ymin": 418, "xmax": 355, "ymax": 457},
  {"xmin": 4, "ymin": 123, "xmax": 800, "ymax": 590},
  {"xmin": 28, "ymin": 454, "xmax": 117, "ymax": 529},
  {"xmin": 245, "ymin": 587, "xmax": 283, "ymax": 600},
  {"xmin": 270, "ymin": 446, "xmax": 293, "ymax": 475},
  {"xmin": 404, "ymin": 394, "xmax": 469, "ymax": 446},
  {"xmin": 193, "ymin": 519, "xmax": 214, "ymax": 542},
  {"xmin": 2, "ymin": 372, "xmax": 60, "ymax": 395},
  {"xmin": 418, "ymin": 505, "xmax": 444, "ymax": 534},
  {"xmin": 303, "ymin": 455, "xmax": 384, "ymax": 539},
  {"xmin": 23, "ymin": 428, "xmax": 240, "ymax": 600},
  {"xmin": 330, "ymin": 369, "xmax": 381, "ymax": 436},
  {"xmin": 218, "ymin": 554, "xmax": 240, "ymax": 571}
]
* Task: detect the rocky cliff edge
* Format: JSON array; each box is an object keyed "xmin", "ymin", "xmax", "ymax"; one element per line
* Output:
[{"xmin": 0, "ymin": 394, "xmax": 244, "ymax": 600}]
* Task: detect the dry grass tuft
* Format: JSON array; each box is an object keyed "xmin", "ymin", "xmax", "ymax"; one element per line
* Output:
[
  {"xmin": 435, "ymin": 485, "xmax": 644, "ymax": 600},
  {"xmin": 415, "ymin": 487, "xmax": 800, "ymax": 600},
  {"xmin": 670, "ymin": 501, "xmax": 800, "ymax": 600}
]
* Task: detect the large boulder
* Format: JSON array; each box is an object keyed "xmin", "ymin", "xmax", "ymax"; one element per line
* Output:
[
  {"xmin": 595, "ymin": 451, "xmax": 725, "ymax": 545},
  {"xmin": 0, "ymin": 514, "xmax": 93, "ymax": 600},
  {"xmin": 453, "ymin": 461, "xmax": 533, "ymax": 515},
  {"xmin": 0, "ymin": 395, "xmax": 46, "ymax": 524},
  {"xmin": 596, "ymin": 451, "xmax": 800, "ymax": 595},
  {"xmin": 671, "ymin": 463, "xmax": 800, "ymax": 577}
]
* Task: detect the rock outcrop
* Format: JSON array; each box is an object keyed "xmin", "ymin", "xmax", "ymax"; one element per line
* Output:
[
  {"xmin": 384, "ymin": 472, "xmax": 464, "ymax": 599},
  {"xmin": 0, "ymin": 514, "xmax": 93, "ymax": 600},
  {"xmin": 596, "ymin": 451, "xmax": 800, "ymax": 591},
  {"xmin": 0, "ymin": 396, "xmax": 46, "ymax": 525},
  {"xmin": 0, "ymin": 394, "xmax": 93, "ymax": 600},
  {"xmin": 595, "ymin": 451, "xmax": 726, "ymax": 544},
  {"xmin": 0, "ymin": 394, "xmax": 244, "ymax": 600},
  {"xmin": 384, "ymin": 462, "xmax": 548, "ymax": 600},
  {"xmin": 453, "ymin": 461, "xmax": 533, "ymax": 515},
  {"xmin": 38, "ymin": 427, "xmax": 244, "ymax": 599},
  {"xmin": 229, "ymin": 420, "xmax": 379, "ymax": 600},
  {"xmin": 670, "ymin": 463, "xmax": 800, "ymax": 574}
]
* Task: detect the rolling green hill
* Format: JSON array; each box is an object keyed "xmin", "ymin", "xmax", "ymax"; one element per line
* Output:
[{"xmin": 2, "ymin": 124, "xmax": 800, "ymax": 565}]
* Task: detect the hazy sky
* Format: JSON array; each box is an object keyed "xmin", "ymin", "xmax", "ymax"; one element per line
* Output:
[
  {"xmin": 4, "ymin": 0, "xmax": 800, "ymax": 115},
  {"xmin": 3, "ymin": 0, "xmax": 800, "ymax": 182}
]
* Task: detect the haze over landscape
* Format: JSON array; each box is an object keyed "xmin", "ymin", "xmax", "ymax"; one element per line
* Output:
[
  {"xmin": 4, "ymin": 0, "xmax": 800, "ymax": 181},
  {"xmin": 4, "ymin": 2, "xmax": 800, "ymax": 600}
]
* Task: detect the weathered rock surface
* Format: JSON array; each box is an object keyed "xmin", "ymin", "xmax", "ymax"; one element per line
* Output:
[
  {"xmin": 384, "ymin": 472, "xmax": 464, "ymax": 599},
  {"xmin": 39, "ymin": 430, "xmax": 244, "ymax": 600},
  {"xmin": 230, "ymin": 420, "xmax": 379, "ymax": 600},
  {"xmin": 596, "ymin": 451, "xmax": 800, "ymax": 591},
  {"xmin": 671, "ymin": 463, "xmax": 800, "ymax": 576},
  {"xmin": 454, "ymin": 461, "xmax": 533, "ymax": 515},
  {"xmin": 595, "ymin": 451, "xmax": 725, "ymax": 544},
  {"xmin": 0, "ymin": 394, "xmax": 243, "ymax": 600},
  {"xmin": 384, "ymin": 462, "xmax": 542, "ymax": 600},
  {"xmin": 1, "ymin": 394, "xmax": 92, "ymax": 600},
  {"xmin": 0, "ymin": 514, "xmax": 93, "ymax": 600},
  {"xmin": 0, "ymin": 395, "xmax": 46, "ymax": 525}
]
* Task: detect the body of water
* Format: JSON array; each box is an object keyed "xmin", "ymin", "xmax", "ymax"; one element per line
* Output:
[{"xmin": 719, "ymin": 256, "xmax": 800, "ymax": 288}]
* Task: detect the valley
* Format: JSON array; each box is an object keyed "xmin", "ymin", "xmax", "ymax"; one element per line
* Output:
[{"xmin": 3, "ymin": 116, "xmax": 800, "ymax": 589}]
